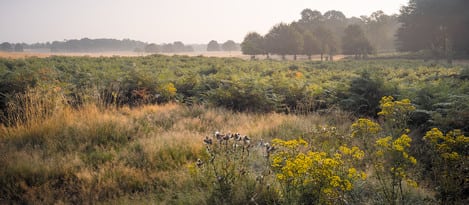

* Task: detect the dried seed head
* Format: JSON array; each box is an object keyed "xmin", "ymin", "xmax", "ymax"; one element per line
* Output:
[
  {"xmin": 196, "ymin": 159, "xmax": 204, "ymax": 167},
  {"xmin": 203, "ymin": 136, "xmax": 213, "ymax": 145}
]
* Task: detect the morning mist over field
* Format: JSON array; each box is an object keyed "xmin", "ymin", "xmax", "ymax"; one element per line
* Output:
[
  {"xmin": 1, "ymin": 0, "xmax": 407, "ymax": 44},
  {"xmin": 1, "ymin": 0, "xmax": 468, "ymax": 204}
]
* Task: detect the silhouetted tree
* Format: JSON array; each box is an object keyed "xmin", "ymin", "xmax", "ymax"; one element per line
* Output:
[
  {"xmin": 342, "ymin": 24, "xmax": 374, "ymax": 59},
  {"xmin": 221, "ymin": 40, "xmax": 238, "ymax": 52},
  {"xmin": 183, "ymin": 45, "xmax": 194, "ymax": 52},
  {"xmin": 265, "ymin": 23, "xmax": 303, "ymax": 60},
  {"xmin": 145, "ymin": 43, "xmax": 160, "ymax": 53},
  {"xmin": 323, "ymin": 10, "xmax": 347, "ymax": 49},
  {"xmin": 302, "ymin": 32, "xmax": 320, "ymax": 60},
  {"xmin": 299, "ymin": 9, "xmax": 324, "ymax": 24},
  {"xmin": 161, "ymin": 43, "xmax": 174, "ymax": 53},
  {"xmin": 207, "ymin": 40, "xmax": 220, "ymax": 51},
  {"xmin": 46, "ymin": 38, "xmax": 147, "ymax": 52},
  {"xmin": 313, "ymin": 26, "xmax": 338, "ymax": 61},
  {"xmin": 241, "ymin": 32, "xmax": 265, "ymax": 59},
  {"xmin": 396, "ymin": 0, "xmax": 469, "ymax": 61},
  {"xmin": 362, "ymin": 11, "xmax": 399, "ymax": 52},
  {"xmin": 324, "ymin": 10, "xmax": 346, "ymax": 23},
  {"xmin": 0, "ymin": 42, "xmax": 13, "ymax": 52},
  {"xmin": 14, "ymin": 44, "xmax": 24, "ymax": 52},
  {"xmin": 173, "ymin": 41, "xmax": 185, "ymax": 52}
]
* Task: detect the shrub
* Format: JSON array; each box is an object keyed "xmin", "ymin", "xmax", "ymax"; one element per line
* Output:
[
  {"xmin": 270, "ymin": 138, "xmax": 366, "ymax": 204},
  {"xmin": 340, "ymin": 71, "xmax": 393, "ymax": 117},
  {"xmin": 423, "ymin": 128, "xmax": 469, "ymax": 204}
]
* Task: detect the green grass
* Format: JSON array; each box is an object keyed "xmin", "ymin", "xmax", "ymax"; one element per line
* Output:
[{"xmin": 0, "ymin": 56, "xmax": 467, "ymax": 204}]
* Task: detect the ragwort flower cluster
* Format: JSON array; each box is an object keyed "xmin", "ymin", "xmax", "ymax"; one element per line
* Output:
[{"xmin": 270, "ymin": 138, "xmax": 366, "ymax": 204}]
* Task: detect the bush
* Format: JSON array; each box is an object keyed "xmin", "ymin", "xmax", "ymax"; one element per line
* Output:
[{"xmin": 340, "ymin": 71, "xmax": 395, "ymax": 117}]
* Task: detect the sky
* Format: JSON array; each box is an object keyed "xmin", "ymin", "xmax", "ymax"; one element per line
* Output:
[{"xmin": 0, "ymin": 0, "xmax": 409, "ymax": 44}]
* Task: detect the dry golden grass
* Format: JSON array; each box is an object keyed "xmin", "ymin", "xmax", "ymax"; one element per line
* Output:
[
  {"xmin": 0, "ymin": 90, "xmax": 441, "ymax": 204},
  {"xmin": 0, "ymin": 88, "xmax": 358, "ymax": 204}
]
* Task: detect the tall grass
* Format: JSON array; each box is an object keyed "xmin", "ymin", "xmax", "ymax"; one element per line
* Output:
[{"xmin": 0, "ymin": 88, "xmax": 355, "ymax": 204}]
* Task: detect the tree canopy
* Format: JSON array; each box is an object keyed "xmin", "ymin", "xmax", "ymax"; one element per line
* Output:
[
  {"xmin": 299, "ymin": 9, "xmax": 324, "ymax": 24},
  {"xmin": 265, "ymin": 23, "xmax": 303, "ymax": 59},
  {"xmin": 396, "ymin": 0, "xmax": 469, "ymax": 59},
  {"xmin": 0, "ymin": 42, "xmax": 14, "ymax": 52},
  {"xmin": 241, "ymin": 32, "xmax": 265, "ymax": 59},
  {"xmin": 207, "ymin": 40, "xmax": 220, "ymax": 51},
  {"xmin": 342, "ymin": 24, "xmax": 374, "ymax": 59},
  {"xmin": 313, "ymin": 26, "xmax": 339, "ymax": 61},
  {"xmin": 144, "ymin": 43, "xmax": 160, "ymax": 53},
  {"xmin": 362, "ymin": 11, "xmax": 399, "ymax": 52},
  {"xmin": 302, "ymin": 32, "xmax": 320, "ymax": 60},
  {"xmin": 221, "ymin": 40, "xmax": 238, "ymax": 52},
  {"xmin": 241, "ymin": 8, "xmax": 402, "ymax": 61}
]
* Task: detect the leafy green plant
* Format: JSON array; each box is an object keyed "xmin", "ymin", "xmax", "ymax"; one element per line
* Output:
[
  {"xmin": 351, "ymin": 96, "xmax": 420, "ymax": 204},
  {"xmin": 423, "ymin": 128, "xmax": 469, "ymax": 204}
]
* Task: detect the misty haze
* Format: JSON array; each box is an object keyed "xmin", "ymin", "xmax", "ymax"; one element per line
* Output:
[{"xmin": 0, "ymin": 0, "xmax": 468, "ymax": 204}]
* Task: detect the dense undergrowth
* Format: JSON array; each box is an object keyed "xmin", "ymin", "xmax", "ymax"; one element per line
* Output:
[
  {"xmin": 1, "ymin": 55, "xmax": 468, "ymax": 131},
  {"xmin": 0, "ymin": 55, "xmax": 468, "ymax": 204}
]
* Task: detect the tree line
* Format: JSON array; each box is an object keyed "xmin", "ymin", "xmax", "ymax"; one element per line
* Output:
[
  {"xmin": 1, "ymin": 38, "xmax": 241, "ymax": 54},
  {"xmin": 143, "ymin": 40, "xmax": 240, "ymax": 53},
  {"xmin": 0, "ymin": 42, "xmax": 24, "ymax": 52},
  {"xmin": 206, "ymin": 40, "xmax": 240, "ymax": 52},
  {"xmin": 242, "ymin": 0, "xmax": 469, "ymax": 61},
  {"xmin": 49, "ymin": 38, "xmax": 147, "ymax": 53},
  {"xmin": 241, "ymin": 9, "xmax": 397, "ymax": 60},
  {"xmin": 396, "ymin": 0, "xmax": 469, "ymax": 63},
  {"xmin": 141, "ymin": 41, "xmax": 194, "ymax": 53},
  {"xmin": 1, "ymin": 38, "xmax": 148, "ymax": 53}
]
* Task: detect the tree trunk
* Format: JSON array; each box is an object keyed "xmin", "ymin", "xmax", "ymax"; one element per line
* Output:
[
  {"xmin": 294, "ymin": 54, "xmax": 297, "ymax": 60},
  {"xmin": 308, "ymin": 55, "xmax": 311, "ymax": 60},
  {"xmin": 320, "ymin": 53, "xmax": 323, "ymax": 61},
  {"xmin": 445, "ymin": 37, "xmax": 453, "ymax": 65}
]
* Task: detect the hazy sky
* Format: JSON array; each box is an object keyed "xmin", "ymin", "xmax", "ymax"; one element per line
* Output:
[{"xmin": 1, "ymin": 0, "xmax": 409, "ymax": 44}]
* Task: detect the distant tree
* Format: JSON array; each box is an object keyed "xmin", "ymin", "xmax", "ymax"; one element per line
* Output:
[
  {"xmin": 323, "ymin": 10, "xmax": 347, "ymax": 48},
  {"xmin": 342, "ymin": 24, "xmax": 374, "ymax": 59},
  {"xmin": 241, "ymin": 32, "xmax": 265, "ymax": 59},
  {"xmin": 173, "ymin": 41, "xmax": 185, "ymax": 52},
  {"xmin": 302, "ymin": 32, "xmax": 320, "ymax": 60},
  {"xmin": 348, "ymin": 17, "xmax": 365, "ymax": 25},
  {"xmin": 134, "ymin": 47, "xmax": 144, "ymax": 53},
  {"xmin": 299, "ymin": 9, "xmax": 324, "ymax": 24},
  {"xmin": 0, "ymin": 42, "xmax": 13, "ymax": 52},
  {"xmin": 14, "ymin": 44, "xmax": 24, "ymax": 52},
  {"xmin": 144, "ymin": 43, "xmax": 160, "ymax": 53},
  {"xmin": 161, "ymin": 43, "xmax": 174, "ymax": 53},
  {"xmin": 265, "ymin": 23, "xmax": 303, "ymax": 60},
  {"xmin": 221, "ymin": 40, "xmax": 238, "ymax": 52},
  {"xmin": 45, "ymin": 38, "xmax": 147, "ymax": 52},
  {"xmin": 183, "ymin": 45, "xmax": 194, "ymax": 52},
  {"xmin": 313, "ymin": 26, "xmax": 338, "ymax": 61},
  {"xmin": 50, "ymin": 41, "xmax": 61, "ymax": 52},
  {"xmin": 323, "ymin": 10, "xmax": 346, "ymax": 23},
  {"xmin": 363, "ymin": 11, "xmax": 399, "ymax": 52},
  {"xmin": 207, "ymin": 40, "xmax": 220, "ymax": 51},
  {"xmin": 396, "ymin": 0, "xmax": 469, "ymax": 61}
]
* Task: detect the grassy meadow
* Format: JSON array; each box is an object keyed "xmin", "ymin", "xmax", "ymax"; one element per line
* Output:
[{"xmin": 0, "ymin": 55, "xmax": 468, "ymax": 204}]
